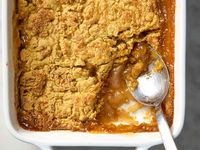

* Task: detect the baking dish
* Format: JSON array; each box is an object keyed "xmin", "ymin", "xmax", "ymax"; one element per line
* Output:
[{"xmin": 2, "ymin": 0, "xmax": 186, "ymax": 149}]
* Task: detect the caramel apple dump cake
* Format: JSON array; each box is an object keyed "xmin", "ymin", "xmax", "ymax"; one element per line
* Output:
[{"xmin": 15, "ymin": 0, "xmax": 175, "ymax": 132}]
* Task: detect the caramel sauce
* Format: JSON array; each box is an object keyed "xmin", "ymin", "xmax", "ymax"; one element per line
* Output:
[
  {"xmin": 157, "ymin": 0, "xmax": 175, "ymax": 127},
  {"xmin": 87, "ymin": 56, "xmax": 156, "ymax": 133},
  {"xmin": 97, "ymin": 65, "xmax": 135, "ymax": 125}
]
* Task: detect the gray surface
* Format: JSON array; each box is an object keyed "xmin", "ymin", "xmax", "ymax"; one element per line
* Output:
[
  {"xmin": 175, "ymin": 0, "xmax": 200, "ymax": 149},
  {"xmin": 53, "ymin": 0, "xmax": 200, "ymax": 150}
]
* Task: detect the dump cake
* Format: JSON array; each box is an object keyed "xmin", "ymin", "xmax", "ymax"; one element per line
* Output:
[{"xmin": 15, "ymin": 0, "xmax": 175, "ymax": 132}]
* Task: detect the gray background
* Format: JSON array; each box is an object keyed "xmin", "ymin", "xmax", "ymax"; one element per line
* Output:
[{"xmin": 54, "ymin": 0, "xmax": 200, "ymax": 150}]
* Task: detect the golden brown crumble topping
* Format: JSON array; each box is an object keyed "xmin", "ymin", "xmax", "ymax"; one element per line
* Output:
[{"xmin": 15, "ymin": 0, "xmax": 174, "ymax": 131}]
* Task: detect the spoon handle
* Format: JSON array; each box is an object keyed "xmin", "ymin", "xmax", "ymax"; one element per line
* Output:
[{"xmin": 155, "ymin": 106, "xmax": 177, "ymax": 150}]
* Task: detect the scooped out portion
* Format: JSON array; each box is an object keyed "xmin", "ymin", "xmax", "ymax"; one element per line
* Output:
[{"xmin": 15, "ymin": 0, "xmax": 174, "ymax": 132}]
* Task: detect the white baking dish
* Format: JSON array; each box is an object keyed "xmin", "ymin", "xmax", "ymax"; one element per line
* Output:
[{"xmin": 2, "ymin": 0, "xmax": 186, "ymax": 149}]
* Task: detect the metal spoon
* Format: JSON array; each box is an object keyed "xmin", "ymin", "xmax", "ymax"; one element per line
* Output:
[{"xmin": 127, "ymin": 51, "xmax": 177, "ymax": 150}]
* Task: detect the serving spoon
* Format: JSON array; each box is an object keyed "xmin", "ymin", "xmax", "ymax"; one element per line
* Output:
[{"xmin": 127, "ymin": 51, "xmax": 177, "ymax": 150}]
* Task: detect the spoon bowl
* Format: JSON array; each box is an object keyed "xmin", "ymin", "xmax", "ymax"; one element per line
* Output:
[
  {"xmin": 132, "ymin": 53, "xmax": 170, "ymax": 106},
  {"xmin": 127, "ymin": 50, "xmax": 177, "ymax": 150}
]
